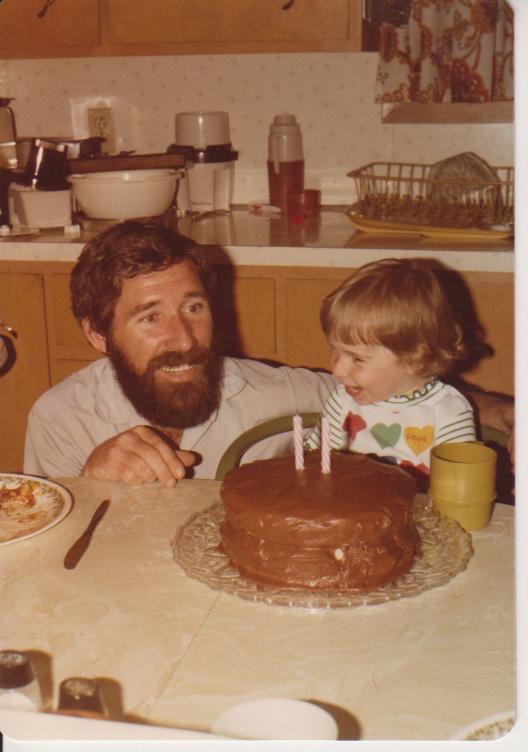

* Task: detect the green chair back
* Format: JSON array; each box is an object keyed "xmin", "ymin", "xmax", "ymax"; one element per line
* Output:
[
  {"xmin": 479, "ymin": 424, "xmax": 509, "ymax": 448},
  {"xmin": 214, "ymin": 412, "xmax": 319, "ymax": 481}
]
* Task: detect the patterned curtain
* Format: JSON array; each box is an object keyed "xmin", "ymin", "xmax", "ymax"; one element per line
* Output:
[{"xmin": 375, "ymin": 0, "xmax": 514, "ymax": 104}]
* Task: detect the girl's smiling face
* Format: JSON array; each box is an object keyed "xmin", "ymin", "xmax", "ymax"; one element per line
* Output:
[{"xmin": 329, "ymin": 340, "xmax": 426, "ymax": 405}]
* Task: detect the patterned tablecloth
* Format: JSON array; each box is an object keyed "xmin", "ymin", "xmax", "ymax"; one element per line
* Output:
[{"xmin": 0, "ymin": 477, "xmax": 515, "ymax": 742}]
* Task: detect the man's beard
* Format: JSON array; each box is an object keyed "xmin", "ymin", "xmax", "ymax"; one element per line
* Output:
[{"xmin": 107, "ymin": 339, "xmax": 224, "ymax": 429}]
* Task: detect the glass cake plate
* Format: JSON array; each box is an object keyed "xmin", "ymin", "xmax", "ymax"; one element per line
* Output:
[{"xmin": 171, "ymin": 495, "xmax": 473, "ymax": 609}]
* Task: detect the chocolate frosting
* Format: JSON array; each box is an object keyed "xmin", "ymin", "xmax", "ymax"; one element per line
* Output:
[{"xmin": 220, "ymin": 451, "xmax": 418, "ymax": 591}]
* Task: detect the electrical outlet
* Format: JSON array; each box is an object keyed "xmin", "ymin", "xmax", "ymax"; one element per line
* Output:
[{"xmin": 87, "ymin": 107, "xmax": 116, "ymax": 153}]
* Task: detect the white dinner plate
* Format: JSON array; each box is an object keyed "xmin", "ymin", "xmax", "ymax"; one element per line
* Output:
[
  {"xmin": 212, "ymin": 698, "xmax": 338, "ymax": 740},
  {"xmin": 0, "ymin": 473, "xmax": 72, "ymax": 545}
]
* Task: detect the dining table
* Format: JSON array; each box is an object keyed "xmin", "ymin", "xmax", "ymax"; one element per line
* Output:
[{"xmin": 0, "ymin": 475, "xmax": 516, "ymax": 746}]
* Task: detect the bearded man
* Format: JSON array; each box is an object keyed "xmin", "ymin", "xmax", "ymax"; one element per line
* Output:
[{"xmin": 23, "ymin": 220, "xmax": 336, "ymax": 485}]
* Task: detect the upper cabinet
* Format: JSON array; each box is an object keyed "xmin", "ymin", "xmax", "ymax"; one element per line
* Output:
[
  {"xmin": 0, "ymin": 0, "xmax": 364, "ymax": 58},
  {"xmin": 103, "ymin": 0, "xmax": 361, "ymax": 52},
  {"xmin": 0, "ymin": 0, "xmax": 101, "ymax": 58}
]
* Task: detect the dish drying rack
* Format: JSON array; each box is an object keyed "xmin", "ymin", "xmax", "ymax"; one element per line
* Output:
[{"xmin": 347, "ymin": 160, "xmax": 514, "ymax": 238}]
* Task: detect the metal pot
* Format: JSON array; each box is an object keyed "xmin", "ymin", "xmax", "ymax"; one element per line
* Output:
[
  {"xmin": 38, "ymin": 136, "xmax": 105, "ymax": 160},
  {"xmin": 20, "ymin": 138, "xmax": 69, "ymax": 190}
]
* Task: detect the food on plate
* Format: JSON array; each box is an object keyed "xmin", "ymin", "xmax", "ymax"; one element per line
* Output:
[
  {"xmin": 220, "ymin": 450, "xmax": 418, "ymax": 591},
  {"xmin": 0, "ymin": 479, "xmax": 39, "ymax": 508},
  {"xmin": 0, "ymin": 476, "xmax": 72, "ymax": 545}
]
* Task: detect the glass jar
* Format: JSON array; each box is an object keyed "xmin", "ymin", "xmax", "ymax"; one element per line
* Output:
[
  {"xmin": 57, "ymin": 677, "xmax": 108, "ymax": 719},
  {"xmin": 0, "ymin": 650, "xmax": 42, "ymax": 711}
]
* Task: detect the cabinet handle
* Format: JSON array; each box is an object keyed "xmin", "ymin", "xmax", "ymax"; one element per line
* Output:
[
  {"xmin": 0, "ymin": 333, "xmax": 14, "ymax": 373},
  {"xmin": 0, "ymin": 318, "xmax": 17, "ymax": 338},
  {"xmin": 0, "ymin": 337, "xmax": 7, "ymax": 370},
  {"xmin": 282, "ymin": 1, "xmax": 295, "ymax": 9},
  {"xmin": 36, "ymin": 0, "xmax": 56, "ymax": 18}
]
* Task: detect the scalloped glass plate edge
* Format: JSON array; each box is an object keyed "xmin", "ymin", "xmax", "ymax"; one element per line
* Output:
[{"xmin": 171, "ymin": 495, "xmax": 473, "ymax": 609}]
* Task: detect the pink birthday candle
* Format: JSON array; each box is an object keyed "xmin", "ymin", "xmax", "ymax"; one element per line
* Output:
[
  {"xmin": 293, "ymin": 414, "xmax": 304, "ymax": 471},
  {"xmin": 321, "ymin": 416, "xmax": 331, "ymax": 474}
]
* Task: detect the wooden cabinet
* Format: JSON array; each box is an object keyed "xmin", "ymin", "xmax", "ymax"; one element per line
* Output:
[
  {"xmin": 0, "ymin": 258, "xmax": 513, "ymax": 473},
  {"xmin": 0, "ymin": 0, "xmax": 363, "ymax": 58},
  {"xmin": 280, "ymin": 268, "xmax": 514, "ymax": 397},
  {"xmin": 103, "ymin": 0, "xmax": 361, "ymax": 53},
  {"xmin": 457, "ymin": 271, "xmax": 514, "ymax": 396},
  {"xmin": 0, "ymin": 270, "xmax": 50, "ymax": 472},
  {"xmin": 215, "ymin": 264, "xmax": 514, "ymax": 395},
  {"xmin": 0, "ymin": 0, "xmax": 100, "ymax": 59},
  {"xmin": 44, "ymin": 270, "xmax": 102, "ymax": 383}
]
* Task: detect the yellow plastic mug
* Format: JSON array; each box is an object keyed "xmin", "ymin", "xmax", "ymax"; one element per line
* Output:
[{"xmin": 430, "ymin": 442, "xmax": 497, "ymax": 531}]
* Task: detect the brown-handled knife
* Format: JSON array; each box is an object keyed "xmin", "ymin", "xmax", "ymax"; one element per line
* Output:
[{"xmin": 63, "ymin": 499, "xmax": 111, "ymax": 570}]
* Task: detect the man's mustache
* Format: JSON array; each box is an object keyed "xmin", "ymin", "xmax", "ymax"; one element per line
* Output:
[{"xmin": 147, "ymin": 345, "xmax": 212, "ymax": 371}]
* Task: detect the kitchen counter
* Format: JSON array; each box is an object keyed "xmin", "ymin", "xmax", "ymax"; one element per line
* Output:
[
  {"xmin": 0, "ymin": 477, "xmax": 516, "ymax": 742},
  {"xmin": 0, "ymin": 207, "xmax": 514, "ymax": 272}
]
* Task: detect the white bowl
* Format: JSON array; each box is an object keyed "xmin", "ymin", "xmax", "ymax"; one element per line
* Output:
[
  {"xmin": 211, "ymin": 697, "xmax": 339, "ymax": 740},
  {"xmin": 68, "ymin": 168, "xmax": 182, "ymax": 220}
]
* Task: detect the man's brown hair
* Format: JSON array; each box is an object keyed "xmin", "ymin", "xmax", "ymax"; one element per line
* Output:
[
  {"xmin": 70, "ymin": 220, "xmax": 212, "ymax": 336},
  {"xmin": 320, "ymin": 258, "xmax": 468, "ymax": 377}
]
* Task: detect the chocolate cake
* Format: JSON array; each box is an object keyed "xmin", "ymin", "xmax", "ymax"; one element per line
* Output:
[{"xmin": 220, "ymin": 450, "xmax": 418, "ymax": 591}]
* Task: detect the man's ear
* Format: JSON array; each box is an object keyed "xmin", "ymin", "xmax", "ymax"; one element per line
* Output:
[{"xmin": 81, "ymin": 318, "xmax": 108, "ymax": 354}]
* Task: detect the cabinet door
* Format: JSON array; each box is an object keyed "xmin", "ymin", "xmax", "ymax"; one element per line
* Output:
[
  {"xmin": 46, "ymin": 272, "xmax": 101, "ymax": 385},
  {"xmin": 213, "ymin": 267, "xmax": 278, "ymax": 359},
  {"xmin": 106, "ymin": 0, "xmax": 354, "ymax": 45},
  {"xmin": 282, "ymin": 275, "xmax": 339, "ymax": 368},
  {"xmin": 279, "ymin": 268, "xmax": 514, "ymax": 395},
  {"xmin": 459, "ymin": 272, "xmax": 514, "ymax": 395},
  {"xmin": 0, "ymin": 273, "xmax": 50, "ymax": 472},
  {"xmin": 0, "ymin": 0, "xmax": 100, "ymax": 56}
]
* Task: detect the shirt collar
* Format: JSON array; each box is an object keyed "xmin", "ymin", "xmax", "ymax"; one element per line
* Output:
[{"xmin": 384, "ymin": 377, "xmax": 440, "ymax": 404}]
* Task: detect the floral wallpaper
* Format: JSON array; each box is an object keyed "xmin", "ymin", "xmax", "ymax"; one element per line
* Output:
[{"xmin": 0, "ymin": 51, "xmax": 513, "ymax": 204}]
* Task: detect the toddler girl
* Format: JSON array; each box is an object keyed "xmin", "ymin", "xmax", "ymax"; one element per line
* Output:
[{"xmin": 305, "ymin": 258, "xmax": 476, "ymax": 480}]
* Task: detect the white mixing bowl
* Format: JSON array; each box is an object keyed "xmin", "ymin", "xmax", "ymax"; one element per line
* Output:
[{"xmin": 68, "ymin": 168, "xmax": 182, "ymax": 220}]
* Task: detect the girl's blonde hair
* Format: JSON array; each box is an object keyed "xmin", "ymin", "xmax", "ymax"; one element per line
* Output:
[{"xmin": 320, "ymin": 258, "xmax": 468, "ymax": 378}]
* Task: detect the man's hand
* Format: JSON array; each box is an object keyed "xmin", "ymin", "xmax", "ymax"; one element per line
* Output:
[{"xmin": 81, "ymin": 425, "xmax": 197, "ymax": 487}]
